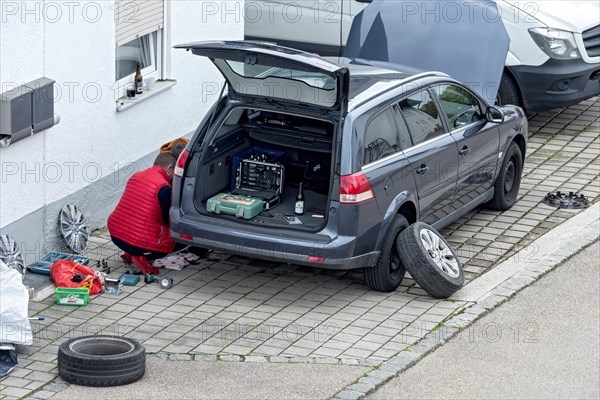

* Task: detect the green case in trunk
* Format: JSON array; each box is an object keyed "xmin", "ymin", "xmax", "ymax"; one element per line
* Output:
[{"xmin": 207, "ymin": 193, "xmax": 265, "ymax": 220}]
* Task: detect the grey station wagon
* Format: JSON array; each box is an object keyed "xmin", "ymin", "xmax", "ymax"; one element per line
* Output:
[{"xmin": 170, "ymin": 41, "xmax": 528, "ymax": 295}]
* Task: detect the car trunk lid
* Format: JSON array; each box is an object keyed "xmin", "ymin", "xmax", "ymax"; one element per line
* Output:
[{"xmin": 175, "ymin": 41, "xmax": 349, "ymax": 114}]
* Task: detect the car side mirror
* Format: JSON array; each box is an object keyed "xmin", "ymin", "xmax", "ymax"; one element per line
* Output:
[{"xmin": 486, "ymin": 106, "xmax": 504, "ymax": 124}]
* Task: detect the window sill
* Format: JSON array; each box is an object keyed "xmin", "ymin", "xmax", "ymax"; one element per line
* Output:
[{"xmin": 116, "ymin": 79, "xmax": 177, "ymax": 112}]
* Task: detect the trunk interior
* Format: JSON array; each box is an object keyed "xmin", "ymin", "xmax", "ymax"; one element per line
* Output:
[{"xmin": 192, "ymin": 108, "xmax": 334, "ymax": 231}]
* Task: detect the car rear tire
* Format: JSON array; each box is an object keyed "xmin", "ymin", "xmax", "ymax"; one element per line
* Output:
[
  {"xmin": 486, "ymin": 141, "xmax": 523, "ymax": 211},
  {"xmin": 188, "ymin": 246, "xmax": 209, "ymax": 258},
  {"xmin": 363, "ymin": 214, "xmax": 409, "ymax": 292},
  {"xmin": 58, "ymin": 336, "xmax": 146, "ymax": 387},
  {"xmin": 397, "ymin": 223, "xmax": 464, "ymax": 298}
]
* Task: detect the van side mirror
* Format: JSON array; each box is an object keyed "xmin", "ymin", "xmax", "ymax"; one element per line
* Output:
[{"xmin": 486, "ymin": 106, "xmax": 504, "ymax": 124}]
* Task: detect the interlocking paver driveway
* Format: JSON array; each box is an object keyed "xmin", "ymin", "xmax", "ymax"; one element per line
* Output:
[{"xmin": 1, "ymin": 97, "xmax": 598, "ymax": 399}]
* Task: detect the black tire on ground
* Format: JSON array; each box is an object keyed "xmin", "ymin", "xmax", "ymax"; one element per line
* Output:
[
  {"xmin": 363, "ymin": 214, "xmax": 409, "ymax": 292},
  {"xmin": 496, "ymin": 72, "xmax": 522, "ymax": 108},
  {"xmin": 486, "ymin": 141, "xmax": 523, "ymax": 211},
  {"xmin": 397, "ymin": 222, "xmax": 465, "ymax": 299},
  {"xmin": 58, "ymin": 336, "xmax": 146, "ymax": 387}
]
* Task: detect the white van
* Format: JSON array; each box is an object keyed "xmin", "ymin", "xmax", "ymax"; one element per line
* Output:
[{"xmin": 244, "ymin": 0, "xmax": 600, "ymax": 111}]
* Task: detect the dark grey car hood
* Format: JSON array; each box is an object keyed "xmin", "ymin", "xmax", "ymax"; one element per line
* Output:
[{"xmin": 344, "ymin": 0, "xmax": 510, "ymax": 104}]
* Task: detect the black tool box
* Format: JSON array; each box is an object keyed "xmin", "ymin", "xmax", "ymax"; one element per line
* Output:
[{"xmin": 232, "ymin": 148, "xmax": 285, "ymax": 210}]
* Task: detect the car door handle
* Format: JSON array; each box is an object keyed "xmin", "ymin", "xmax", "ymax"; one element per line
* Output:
[
  {"xmin": 459, "ymin": 146, "xmax": 471, "ymax": 157},
  {"xmin": 416, "ymin": 164, "xmax": 429, "ymax": 175}
]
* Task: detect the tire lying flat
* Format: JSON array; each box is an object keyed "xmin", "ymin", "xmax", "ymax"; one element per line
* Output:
[
  {"xmin": 398, "ymin": 222, "xmax": 465, "ymax": 299},
  {"xmin": 58, "ymin": 336, "xmax": 145, "ymax": 387}
]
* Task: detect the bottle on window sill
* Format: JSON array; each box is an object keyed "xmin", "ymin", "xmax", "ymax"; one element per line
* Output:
[{"xmin": 135, "ymin": 63, "xmax": 144, "ymax": 95}]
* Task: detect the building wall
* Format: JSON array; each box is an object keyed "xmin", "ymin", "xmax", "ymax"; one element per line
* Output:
[{"xmin": 0, "ymin": 0, "xmax": 243, "ymax": 261}]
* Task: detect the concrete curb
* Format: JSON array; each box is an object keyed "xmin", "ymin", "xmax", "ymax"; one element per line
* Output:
[{"xmin": 332, "ymin": 202, "xmax": 599, "ymax": 400}]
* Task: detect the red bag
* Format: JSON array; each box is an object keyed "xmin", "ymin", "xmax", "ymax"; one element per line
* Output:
[{"xmin": 50, "ymin": 260, "xmax": 103, "ymax": 295}]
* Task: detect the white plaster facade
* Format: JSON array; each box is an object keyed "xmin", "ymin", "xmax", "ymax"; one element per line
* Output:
[{"xmin": 0, "ymin": 1, "xmax": 243, "ymax": 253}]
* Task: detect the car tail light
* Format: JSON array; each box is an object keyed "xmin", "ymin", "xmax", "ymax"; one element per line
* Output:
[
  {"xmin": 340, "ymin": 171, "xmax": 374, "ymax": 204},
  {"xmin": 307, "ymin": 256, "xmax": 325, "ymax": 263},
  {"xmin": 179, "ymin": 233, "xmax": 194, "ymax": 241},
  {"xmin": 174, "ymin": 149, "xmax": 190, "ymax": 177}
]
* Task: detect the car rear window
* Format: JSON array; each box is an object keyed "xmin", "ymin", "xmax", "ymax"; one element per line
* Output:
[{"xmin": 225, "ymin": 61, "xmax": 335, "ymax": 90}]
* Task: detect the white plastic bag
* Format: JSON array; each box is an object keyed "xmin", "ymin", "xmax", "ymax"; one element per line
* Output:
[
  {"xmin": 153, "ymin": 249, "xmax": 201, "ymax": 271},
  {"xmin": 0, "ymin": 260, "xmax": 32, "ymax": 345}
]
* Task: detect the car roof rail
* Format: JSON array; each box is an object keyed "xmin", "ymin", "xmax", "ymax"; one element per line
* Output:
[{"xmin": 348, "ymin": 71, "xmax": 449, "ymax": 112}]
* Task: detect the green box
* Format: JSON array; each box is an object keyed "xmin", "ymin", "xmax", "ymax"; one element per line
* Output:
[
  {"xmin": 207, "ymin": 193, "xmax": 264, "ymax": 220},
  {"xmin": 55, "ymin": 287, "xmax": 89, "ymax": 306}
]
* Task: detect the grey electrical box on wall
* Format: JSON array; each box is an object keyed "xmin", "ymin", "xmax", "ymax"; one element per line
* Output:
[
  {"xmin": 0, "ymin": 85, "xmax": 33, "ymax": 145},
  {"xmin": 26, "ymin": 77, "xmax": 56, "ymax": 133},
  {"xmin": 0, "ymin": 77, "xmax": 56, "ymax": 147}
]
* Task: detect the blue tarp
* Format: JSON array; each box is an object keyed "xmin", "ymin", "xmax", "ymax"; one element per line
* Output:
[{"xmin": 344, "ymin": 0, "xmax": 510, "ymax": 104}]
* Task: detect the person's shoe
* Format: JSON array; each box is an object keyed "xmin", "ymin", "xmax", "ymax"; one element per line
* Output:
[
  {"xmin": 121, "ymin": 252, "xmax": 132, "ymax": 263},
  {"xmin": 121, "ymin": 253, "xmax": 142, "ymax": 275},
  {"xmin": 130, "ymin": 255, "xmax": 160, "ymax": 275}
]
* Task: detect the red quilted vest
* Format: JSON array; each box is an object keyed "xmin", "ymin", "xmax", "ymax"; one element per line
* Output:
[{"xmin": 107, "ymin": 165, "xmax": 174, "ymax": 253}]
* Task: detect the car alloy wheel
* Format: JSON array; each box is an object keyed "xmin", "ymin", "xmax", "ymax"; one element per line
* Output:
[
  {"xmin": 419, "ymin": 228, "xmax": 460, "ymax": 278},
  {"xmin": 398, "ymin": 222, "xmax": 464, "ymax": 298}
]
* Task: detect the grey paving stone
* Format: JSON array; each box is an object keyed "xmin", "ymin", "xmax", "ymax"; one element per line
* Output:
[
  {"xmin": 24, "ymin": 381, "xmax": 45, "ymax": 391},
  {"xmin": 29, "ymin": 390, "xmax": 54, "ymax": 399},
  {"xmin": 26, "ymin": 362, "xmax": 55, "ymax": 373},
  {"xmin": 167, "ymin": 354, "xmax": 193, "ymax": 361},
  {"xmin": 0, "ymin": 377, "xmax": 32, "ymax": 387},
  {"xmin": 23, "ymin": 371, "xmax": 55, "ymax": 382},
  {"xmin": 6, "ymin": 368, "xmax": 32, "ymax": 379},
  {"xmin": 313, "ymin": 356, "xmax": 339, "ymax": 364},
  {"xmin": 335, "ymin": 390, "xmax": 363, "ymax": 400},
  {"xmin": 243, "ymin": 355, "xmax": 268, "ymax": 363},
  {"xmin": 194, "ymin": 354, "xmax": 218, "ymax": 361},
  {"xmin": 367, "ymin": 368, "xmax": 396, "ymax": 381},
  {"xmin": 0, "ymin": 387, "xmax": 31, "ymax": 398},
  {"xmin": 43, "ymin": 382, "xmax": 68, "ymax": 392},
  {"xmin": 281, "ymin": 346, "xmax": 313, "ymax": 357},
  {"xmin": 341, "ymin": 348, "xmax": 373, "ymax": 359}
]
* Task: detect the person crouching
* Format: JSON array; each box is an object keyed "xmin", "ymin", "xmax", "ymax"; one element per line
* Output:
[{"xmin": 107, "ymin": 153, "xmax": 177, "ymax": 275}]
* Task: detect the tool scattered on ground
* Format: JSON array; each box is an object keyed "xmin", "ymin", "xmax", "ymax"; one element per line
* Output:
[
  {"xmin": 104, "ymin": 278, "xmax": 123, "ymax": 295},
  {"xmin": 95, "ymin": 259, "xmax": 111, "ymax": 274},
  {"xmin": 118, "ymin": 272, "xmax": 140, "ymax": 286},
  {"xmin": 543, "ymin": 191, "xmax": 589, "ymax": 209},
  {"xmin": 144, "ymin": 273, "xmax": 173, "ymax": 289},
  {"xmin": 120, "ymin": 254, "xmax": 159, "ymax": 275},
  {"xmin": 27, "ymin": 252, "xmax": 90, "ymax": 275}
]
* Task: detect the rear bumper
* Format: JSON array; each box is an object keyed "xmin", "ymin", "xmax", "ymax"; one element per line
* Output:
[
  {"xmin": 171, "ymin": 213, "xmax": 379, "ymax": 270},
  {"xmin": 511, "ymin": 58, "xmax": 600, "ymax": 111}
]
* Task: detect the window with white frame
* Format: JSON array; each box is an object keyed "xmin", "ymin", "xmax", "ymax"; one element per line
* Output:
[{"xmin": 115, "ymin": 0, "xmax": 167, "ymax": 88}]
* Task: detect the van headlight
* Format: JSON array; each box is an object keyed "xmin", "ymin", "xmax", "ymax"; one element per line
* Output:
[{"xmin": 529, "ymin": 28, "xmax": 581, "ymax": 60}]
